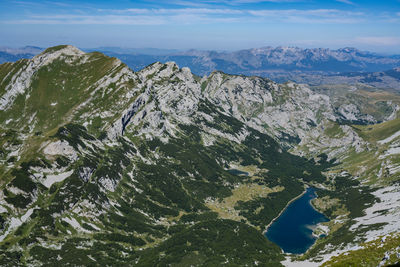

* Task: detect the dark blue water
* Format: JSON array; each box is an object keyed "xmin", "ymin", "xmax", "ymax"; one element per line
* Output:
[{"xmin": 265, "ymin": 187, "xmax": 329, "ymax": 254}]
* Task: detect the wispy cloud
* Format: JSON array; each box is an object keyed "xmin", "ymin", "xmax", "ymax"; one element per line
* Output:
[
  {"xmin": 168, "ymin": 0, "xmax": 301, "ymax": 6},
  {"xmin": 206, "ymin": 0, "xmax": 300, "ymax": 3},
  {"xmin": 44, "ymin": 1, "xmax": 73, "ymax": 7},
  {"xmin": 104, "ymin": 8, "xmax": 244, "ymax": 15},
  {"xmin": 248, "ymin": 9, "xmax": 364, "ymax": 23},
  {"xmin": 335, "ymin": 0, "xmax": 355, "ymax": 5},
  {"xmin": 2, "ymin": 7, "xmax": 374, "ymax": 25},
  {"xmin": 12, "ymin": 16, "xmax": 167, "ymax": 25},
  {"xmin": 11, "ymin": 0, "xmax": 44, "ymax": 6},
  {"xmin": 5, "ymin": 12, "xmax": 241, "ymax": 25}
]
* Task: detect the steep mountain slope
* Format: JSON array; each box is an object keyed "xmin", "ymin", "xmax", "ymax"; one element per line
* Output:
[{"xmin": 0, "ymin": 45, "xmax": 399, "ymax": 266}]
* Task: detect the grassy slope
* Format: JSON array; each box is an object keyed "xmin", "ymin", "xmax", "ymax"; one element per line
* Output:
[
  {"xmin": 352, "ymin": 116, "xmax": 400, "ymax": 143},
  {"xmin": 322, "ymin": 233, "xmax": 400, "ymax": 266},
  {"xmin": 0, "ymin": 51, "xmax": 335, "ymax": 266},
  {"xmin": 0, "ymin": 49, "xmax": 140, "ymax": 185},
  {"xmin": 0, "ymin": 110, "xmax": 328, "ymax": 265},
  {"xmin": 316, "ymin": 118, "xmax": 400, "ymax": 265}
]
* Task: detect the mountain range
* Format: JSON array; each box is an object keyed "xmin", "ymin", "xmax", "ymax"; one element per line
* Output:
[
  {"xmin": 0, "ymin": 45, "xmax": 400, "ymax": 266},
  {"xmin": 0, "ymin": 46, "xmax": 42, "ymax": 65},
  {"xmin": 2, "ymin": 46, "xmax": 400, "ymax": 90}
]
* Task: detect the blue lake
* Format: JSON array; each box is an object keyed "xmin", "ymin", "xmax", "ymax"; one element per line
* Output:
[{"xmin": 265, "ymin": 187, "xmax": 329, "ymax": 254}]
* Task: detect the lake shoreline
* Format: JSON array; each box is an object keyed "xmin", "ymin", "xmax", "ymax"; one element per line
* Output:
[
  {"xmin": 263, "ymin": 185, "xmax": 308, "ymax": 235},
  {"xmin": 264, "ymin": 186, "xmax": 330, "ymax": 255}
]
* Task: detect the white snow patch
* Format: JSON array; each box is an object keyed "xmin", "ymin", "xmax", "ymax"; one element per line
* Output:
[
  {"xmin": 282, "ymin": 243, "xmax": 365, "ymax": 266},
  {"xmin": 378, "ymin": 131, "xmax": 400, "ymax": 145},
  {"xmin": 98, "ymin": 177, "xmax": 116, "ymax": 192},
  {"xmin": 87, "ymin": 255, "xmax": 97, "ymax": 262},
  {"xmin": 7, "ymin": 186, "xmax": 26, "ymax": 196},
  {"xmin": 43, "ymin": 140, "xmax": 78, "ymax": 160},
  {"xmin": 21, "ymin": 208, "xmax": 34, "ymax": 222},
  {"xmin": 315, "ymin": 224, "xmax": 330, "ymax": 235},
  {"xmin": 281, "ymin": 257, "xmax": 320, "ymax": 267},
  {"xmin": 0, "ymin": 208, "xmax": 34, "ymax": 242},
  {"xmin": 201, "ymin": 132, "xmax": 216, "ymax": 146},
  {"xmin": 8, "ymin": 147, "xmax": 21, "ymax": 157},
  {"xmin": 85, "ymin": 222, "xmax": 101, "ymax": 231},
  {"xmin": 62, "ymin": 217, "xmax": 89, "ymax": 233},
  {"xmin": 0, "ymin": 205, "xmax": 7, "ymax": 213},
  {"xmin": 349, "ymin": 185, "xmax": 400, "ymax": 241},
  {"xmin": 379, "ymin": 146, "xmax": 400, "ymax": 159},
  {"xmin": 378, "ymin": 130, "xmax": 400, "ymax": 145},
  {"xmin": 42, "ymin": 170, "xmax": 73, "ymax": 188}
]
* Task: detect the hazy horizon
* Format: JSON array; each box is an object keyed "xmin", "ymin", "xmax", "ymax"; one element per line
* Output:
[
  {"xmin": 1, "ymin": 0, "xmax": 399, "ymax": 53},
  {"xmin": 2, "ymin": 44, "xmax": 400, "ymax": 56}
]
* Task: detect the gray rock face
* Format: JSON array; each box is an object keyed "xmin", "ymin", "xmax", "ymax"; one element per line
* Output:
[
  {"xmin": 97, "ymin": 59, "xmax": 372, "ymax": 162},
  {"xmin": 336, "ymin": 103, "xmax": 377, "ymax": 124},
  {"xmin": 0, "ymin": 46, "xmax": 380, "ymax": 161}
]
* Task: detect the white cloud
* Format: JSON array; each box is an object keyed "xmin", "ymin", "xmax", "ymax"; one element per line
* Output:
[
  {"xmin": 172, "ymin": 0, "xmax": 300, "ymax": 5},
  {"xmin": 1, "ymin": 7, "xmax": 396, "ymax": 26},
  {"xmin": 248, "ymin": 9, "xmax": 363, "ymax": 17},
  {"xmin": 336, "ymin": 0, "xmax": 355, "ymax": 5},
  {"xmin": 5, "ymin": 12, "xmax": 240, "ymax": 25},
  {"xmin": 117, "ymin": 8, "xmax": 244, "ymax": 15},
  {"xmin": 248, "ymin": 9, "xmax": 365, "ymax": 23},
  {"xmin": 216, "ymin": 0, "xmax": 299, "ymax": 3},
  {"xmin": 8, "ymin": 15, "xmax": 168, "ymax": 25}
]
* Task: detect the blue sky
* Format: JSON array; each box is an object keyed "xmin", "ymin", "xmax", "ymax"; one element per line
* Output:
[{"xmin": 1, "ymin": 0, "xmax": 400, "ymax": 53}]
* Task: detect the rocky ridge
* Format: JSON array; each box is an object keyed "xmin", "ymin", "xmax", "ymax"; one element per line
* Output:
[{"xmin": 0, "ymin": 46, "xmax": 399, "ymax": 266}]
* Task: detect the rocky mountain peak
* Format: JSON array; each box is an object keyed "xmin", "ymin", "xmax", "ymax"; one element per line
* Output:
[
  {"xmin": 41, "ymin": 44, "xmax": 84, "ymax": 57},
  {"xmin": 0, "ymin": 45, "xmax": 107, "ymax": 111}
]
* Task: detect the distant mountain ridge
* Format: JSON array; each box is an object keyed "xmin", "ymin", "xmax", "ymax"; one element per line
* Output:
[
  {"xmin": 98, "ymin": 46, "xmax": 400, "ymax": 75},
  {"xmin": 2, "ymin": 45, "xmax": 400, "ymax": 89},
  {"xmin": 177, "ymin": 46, "xmax": 400, "ymax": 71},
  {"xmin": 0, "ymin": 46, "xmax": 42, "ymax": 64},
  {"xmin": 3, "ymin": 45, "xmax": 399, "ymax": 73},
  {"xmin": 0, "ymin": 46, "xmax": 42, "ymax": 55}
]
